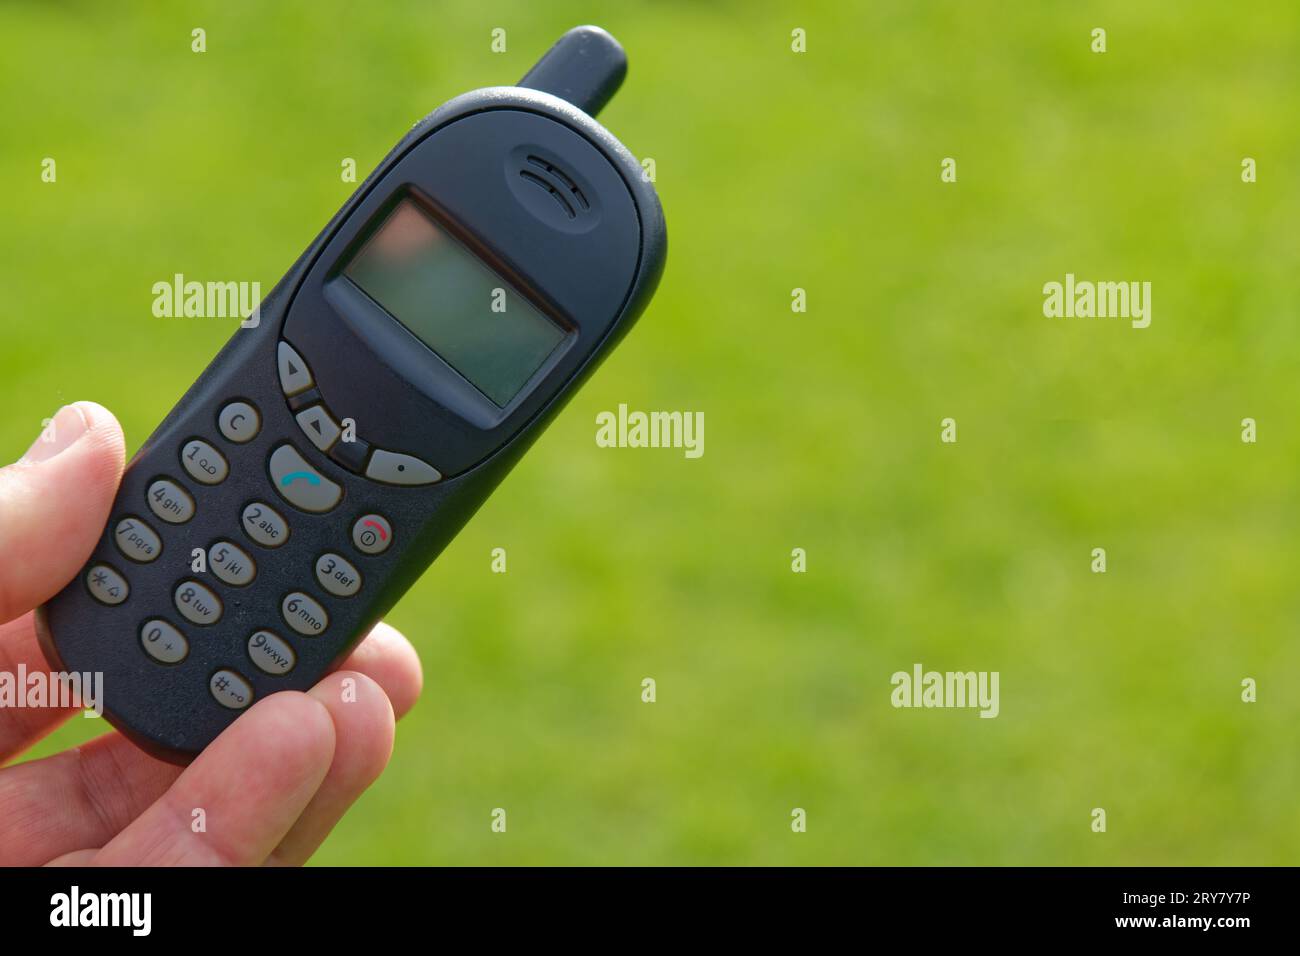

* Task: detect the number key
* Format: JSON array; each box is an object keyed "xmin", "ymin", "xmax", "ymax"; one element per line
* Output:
[
  {"xmin": 181, "ymin": 438, "xmax": 229, "ymax": 485},
  {"xmin": 209, "ymin": 540, "xmax": 256, "ymax": 586},
  {"xmin": 241, "ymin": 501, "xmax": 290, "ymax": 548},
  {"xmin": 148, "ymin": 478, "xmax": 195, "ymax": 524},
  {"xmin": 175, "ymin": 580, "xmax": 223, "ymax": 626},
  {"xmin": 114, "ymin": 516, "xmax": 162, "ymax": 563},
  {"xmin": 140, "ymin": 619, "xmax": 188, "ymax": 664},
  {"xmin": 315, "ymin": 552, "xmax": 361, "ymax": 597},
  {"xmin": 281, "ymin": 592, "xmax": 328, "ymax": 636}
]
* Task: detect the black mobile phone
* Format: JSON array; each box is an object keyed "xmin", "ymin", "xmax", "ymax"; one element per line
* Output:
[{"xmin": 36, "ymin": 26, "xmax": 667, "ymax": 763}]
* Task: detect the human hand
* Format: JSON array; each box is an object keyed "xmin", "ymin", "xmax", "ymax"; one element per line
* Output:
[{"xmin": 0, "ymin": 402, "xmax": 422, "ymax": 865}]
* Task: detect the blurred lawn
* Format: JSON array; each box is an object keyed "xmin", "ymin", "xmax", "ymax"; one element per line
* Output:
[{"xmin": 2, "ymin": 0, "xmax": 1298, "ymax": 864}]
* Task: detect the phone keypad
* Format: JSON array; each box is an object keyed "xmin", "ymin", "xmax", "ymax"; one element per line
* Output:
[{"xmin": 88, "ymin": 375, "xmax": 405, "ymax": 719}]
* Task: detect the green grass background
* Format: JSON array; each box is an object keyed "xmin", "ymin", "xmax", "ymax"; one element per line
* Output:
[{"xmin": 2, "ymin": 0, "xmax": 1298, "ymax": 864}]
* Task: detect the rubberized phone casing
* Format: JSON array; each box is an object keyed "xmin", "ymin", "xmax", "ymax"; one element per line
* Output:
[{"xmin": 37, "ymin": 82, "xmax": 667, "ymax": 763}]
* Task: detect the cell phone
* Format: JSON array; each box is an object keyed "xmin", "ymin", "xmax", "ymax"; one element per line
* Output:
[{"xmin": 36, "ymin": 26, "xmax": 667, "ymax": 763}]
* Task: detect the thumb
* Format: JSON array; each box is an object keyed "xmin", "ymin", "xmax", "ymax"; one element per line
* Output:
[{"xmin": 0, "ymin": 403, "xmax": 125, "ymax": 624}]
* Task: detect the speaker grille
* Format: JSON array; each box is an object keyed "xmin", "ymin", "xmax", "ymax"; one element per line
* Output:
[{"xmin": 519, "ymin": 155, "xmax": 590, "ymax": 220}]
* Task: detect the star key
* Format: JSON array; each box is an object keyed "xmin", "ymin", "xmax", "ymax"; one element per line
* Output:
[{"xmin": 86, "ymin": 564, "xmax": 129, "ymax": 606}]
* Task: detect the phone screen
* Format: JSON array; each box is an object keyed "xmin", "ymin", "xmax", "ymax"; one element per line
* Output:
[{"xmin": 345, "ymin": 199, "xmax": 567, "ymax": 406}]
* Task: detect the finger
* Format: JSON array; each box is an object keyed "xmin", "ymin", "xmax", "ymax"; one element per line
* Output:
[
  {"xmin": 266, "ymin": 671, "xmax": 394, "ymax": 866},
  {"xmin": 45, "ymin": 848, "xmax": 98, "ymax": 866},
  {"xmin": 91, "ymin": 692, "xmax": 334, "ymax": 865},
  {"xmin": 0, "ymin": 733, "xmax": 180, "ymax": 866},
  {"xmin": 0, "ymin": 620, "xmax": 418, "ymax": 863},
  {"xmin": 336, "ymin": 621, "xmax": 423, "ymax": 718},
  {"xmin": 0, "ymin": 617, "xmax": 419, "ymax": 766},
  {"xmin": 0, "ymin": 402, "xmax": 124, "ymax": 625},
  {"xmin": 0, "ymin": 613, "xmax": 78, "ymax": 765}
]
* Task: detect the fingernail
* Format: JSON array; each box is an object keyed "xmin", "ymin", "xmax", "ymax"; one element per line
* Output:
[{"xmin": 22, "ymin": 404, "xmax": 89, "ymax": 463}]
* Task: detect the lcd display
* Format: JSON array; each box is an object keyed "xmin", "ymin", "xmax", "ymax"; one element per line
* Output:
[{"xmin": 344, "ymin": 199, "xmax": 567, "ymax": 406}]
